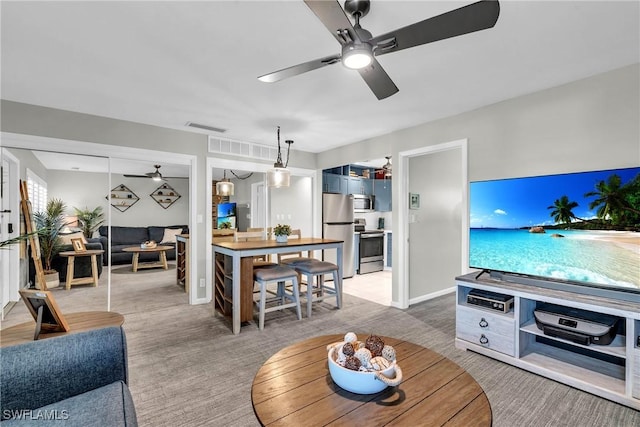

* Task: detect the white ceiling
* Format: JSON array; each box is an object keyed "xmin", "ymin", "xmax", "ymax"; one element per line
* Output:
[{"xmin": 2, "ymin": 1, "xmax": 639, "ymax": 155}]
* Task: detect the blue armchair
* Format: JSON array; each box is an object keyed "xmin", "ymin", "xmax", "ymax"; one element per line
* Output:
[{"xmin": 0, "ymin": 327, "xmax": 137, "ymax": 426}]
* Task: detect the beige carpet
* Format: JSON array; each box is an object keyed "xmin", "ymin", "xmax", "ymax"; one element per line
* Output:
[{"xmin": 2, "ymin": 266, "xmax": 639, "ymax": 427}]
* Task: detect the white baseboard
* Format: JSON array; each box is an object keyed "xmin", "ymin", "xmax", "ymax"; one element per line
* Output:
[{"xmin": 408, "ymin": 286, "xmax": 456, "ymax": 306}]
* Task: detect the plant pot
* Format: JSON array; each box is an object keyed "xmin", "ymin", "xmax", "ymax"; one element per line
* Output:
[
  {"xmin": 44, "ymin": 271, "xmax": 60, "ymax": 289},
  {"xmin": 276, "ymin": 235, "xmax": 288, "ymax": 243}
]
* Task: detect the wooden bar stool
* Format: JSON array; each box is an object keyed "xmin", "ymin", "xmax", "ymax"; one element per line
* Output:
[
  {"xmin": 292, "ymin": 261, "xmax": 341, "ymax": 318},
  {"xmin": 253, "ymin": 265, "xmax": 302, "ymax": 330}
]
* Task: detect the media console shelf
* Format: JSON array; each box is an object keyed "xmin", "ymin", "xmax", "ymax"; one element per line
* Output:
[{"xmin": 455, "ymin": 272, "xmax": 640, "ymax": 410}]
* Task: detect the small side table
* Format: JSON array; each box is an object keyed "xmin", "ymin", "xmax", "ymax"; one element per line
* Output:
[
  {"xmin": 0, "ymin": 311, "xmax": 124, "ymax": 347},
  {"xmin": 58, "ymin": 249, "xmax": 104, "ymax": 290}
]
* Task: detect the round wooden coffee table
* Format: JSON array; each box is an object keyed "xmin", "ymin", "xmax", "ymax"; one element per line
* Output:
[
  {"xmin": 122, "ymin": 245, "xmax": 172, "ymax": 272},
  {"xmin": 252, "ymin": 334, "xmax": 492, "ymax": 426}
]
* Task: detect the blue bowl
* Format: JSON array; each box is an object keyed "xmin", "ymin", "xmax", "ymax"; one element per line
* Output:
[{"xmin": 327, "ymin": 345, "xmax": 400, "ymax": 394}]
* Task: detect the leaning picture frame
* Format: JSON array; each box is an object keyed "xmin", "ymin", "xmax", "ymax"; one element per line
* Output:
[
  {"xmin": 71, "ymin": 238, "xmax": 86, "ymax": 253},
  {"xmin": 18, "ymin": 289, "xmax": 70, "ymax": 340}
]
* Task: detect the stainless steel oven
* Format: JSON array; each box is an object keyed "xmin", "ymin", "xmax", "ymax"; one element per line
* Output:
[{"xmin": 358, "ymin": 231, "xmax": 384, "ymax": 274}]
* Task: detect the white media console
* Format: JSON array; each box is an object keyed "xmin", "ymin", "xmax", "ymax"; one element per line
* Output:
[{"xmin": 455, "ymin": 272, "xmax": 640, "ymax": 410}]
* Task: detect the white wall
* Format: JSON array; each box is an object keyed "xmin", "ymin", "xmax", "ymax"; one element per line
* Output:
[
  {"xmin": 408, "ymin": 148, "xmax": 462, "ymax": 299},
  {"xmin": 270, "ymin": 175, "xmax": 313, "ymax": 237},
  {"xmin": 47, "ymin": 170, "xmax": 189, "ymax": 230}
]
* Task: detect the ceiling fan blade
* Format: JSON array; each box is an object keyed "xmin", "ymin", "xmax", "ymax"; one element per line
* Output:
[
  {"xmin": 370, "ymin": 0, "xmax": 500, "ymax": 56},
  {"xmin": 258, "ymin": 55, "xmax": 341, "ymax": 83},
  {"xmin": 304, "ymin": 0, "xmax": 360, "ymax": 45},
  {"xmin": 358, "ymin": 58, "xmax": 398, "ymax": 100},
  {"xmin": 123, "ymin": 174, "xmax": 149, "ymax": 178}
]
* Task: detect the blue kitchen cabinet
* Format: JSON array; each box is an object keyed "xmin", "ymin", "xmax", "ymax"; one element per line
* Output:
[
  {"xmin": 374, "ymin": 179, "xmax": 392, "ymax": 211},
  {"xmin": 348, "ymin": 177, "xmax": 374, "ymax": 195},
  {"xmin": 323, "ymin": 173, "xmax": 348, "ymax": 194}
]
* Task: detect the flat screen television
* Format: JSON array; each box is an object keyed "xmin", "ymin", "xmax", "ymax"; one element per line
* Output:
[
  {"xmin": 217, "ymin": 202, "xmax": 236, "ymax": 219},
  {"xmin": 216, "ymin": 202, "xmax": 236, "ymax": 229},
  {"xmin": 216, "ymin": 216, "xmax": 236, "ymax": 229},
  {"xmin": 469, "ymin": 166, "xmax": 640, "ymax": 303}
]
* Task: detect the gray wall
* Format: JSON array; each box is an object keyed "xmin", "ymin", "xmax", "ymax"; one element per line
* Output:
[
  {"xmin": 317, "ymin": 64, "xmax": 639, "ymax": 303},
  {"xmin": 47, "ymin": 170, "xmax": 189, "ymax": 231},
  {"xmin": 408, "ymin": 148, "xmax": 462, "ymax": 299}
]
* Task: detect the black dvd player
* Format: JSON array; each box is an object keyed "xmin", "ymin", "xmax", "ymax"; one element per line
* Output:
[{"xmin": 467, "ymin": 288, "xmax": 514, "ymax": 313}]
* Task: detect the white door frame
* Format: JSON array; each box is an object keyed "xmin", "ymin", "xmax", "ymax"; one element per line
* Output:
[
  {"xmin": 396, "ymin": 139, "xmax": 468, "ymax": 309},
  {"xmin": 250, "ymin": 181, "xmax": 267, "ymax": 229},
  {"xmin": 1, "ymin": 148, "xmax": 21, "ymax": 318}
]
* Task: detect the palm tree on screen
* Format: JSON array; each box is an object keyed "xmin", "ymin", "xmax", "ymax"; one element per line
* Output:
[
  {"xmin": 548, "ymin": 195, "xmax": 579, "ymax": 226},
  {"xmin": 585, "ymin": 174, "xmax": 640, "ymax": 223}
]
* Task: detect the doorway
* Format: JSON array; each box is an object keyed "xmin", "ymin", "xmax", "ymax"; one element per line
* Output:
[
  {"xmin": 1, "ymin": 148, "xmax": 21, "ymax": 318},
  {"xmin": 398, "ymin": 139, "xmax": 468, "ymax": 308}
]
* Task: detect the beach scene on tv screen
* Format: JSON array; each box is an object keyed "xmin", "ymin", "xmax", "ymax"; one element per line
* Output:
[{"xmin": 470, "ymin": 167, "xmax": 640, "ymax": 290}]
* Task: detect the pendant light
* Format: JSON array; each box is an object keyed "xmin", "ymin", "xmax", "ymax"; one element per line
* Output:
[
  {"xmin": 216, "ymin": 169, "xmax": 234, "ymax": 196},
  {"xmin": 267, "ymin": 126, "xmax": 293, "ymax": 188}
]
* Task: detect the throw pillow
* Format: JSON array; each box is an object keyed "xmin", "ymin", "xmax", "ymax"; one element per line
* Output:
[
  {"xmin": 58, "ymin": 231, "xmax": 87, "ymax": 246},
  {"xmin": 160, "ymin": 228, "xmax": 183, "ymax": 244}
]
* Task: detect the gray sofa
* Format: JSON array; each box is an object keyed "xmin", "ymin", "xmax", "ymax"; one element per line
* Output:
[
  {"xmin": 0, "ymin": 326, "xmax": 137, "ymax": 426},
  {"xmin": 98, "ymin": 225, "xmax": 187, "ymax": 265}
]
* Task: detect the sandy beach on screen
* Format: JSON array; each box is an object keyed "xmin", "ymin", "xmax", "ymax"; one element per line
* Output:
[{"xmin": 570, "ymin": 230, "xmax": 640, "ymax": 254}]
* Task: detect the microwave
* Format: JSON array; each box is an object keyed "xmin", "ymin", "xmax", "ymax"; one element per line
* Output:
[{"xmin": 353, "ymin": 194, "xmax": 375, "ymax": 212}]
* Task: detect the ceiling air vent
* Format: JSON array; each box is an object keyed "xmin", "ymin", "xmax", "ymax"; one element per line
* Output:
[
  {"xmin": 209, "ymin": 136, "xmax": 278, "ymax": 161},
  {"xmin": 185, "ymin": 122, "xmax": 227, "ymax": 133}
]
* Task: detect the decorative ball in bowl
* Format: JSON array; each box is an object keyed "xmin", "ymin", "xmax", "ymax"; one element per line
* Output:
[
  {"xmin": 327, "ymin": 333, "xmax": 403, "ymax": 394},
  {"xmin": 141, "ymin": 240, "xmax": 157, "ymax": 249}
]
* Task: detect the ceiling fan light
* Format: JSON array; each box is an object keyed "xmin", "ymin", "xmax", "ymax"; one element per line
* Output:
[
  {"xmin": 342, "ymin": 43, "xmax": 373, "ymax": 70},
  {"xmin": 216, "ymin": 178, "xmax": 234, "ymax": 196},
  {"xmin": 151, "ymin": 174, "xmax": 162, "ymax": 181}
]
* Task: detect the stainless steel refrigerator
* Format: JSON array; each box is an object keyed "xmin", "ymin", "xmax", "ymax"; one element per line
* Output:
[{"xmin": 322, "ymin": 193, "xmax": 354, "ymax": 278}]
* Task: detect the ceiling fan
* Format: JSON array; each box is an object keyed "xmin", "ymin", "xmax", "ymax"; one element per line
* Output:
[
  {"xmin": 258, "ymin": 0, "xmax": 500, "ymax": 100},
  {"xmin": 123, "ymin": 165, "xmax": 187, "ymax": 181}
]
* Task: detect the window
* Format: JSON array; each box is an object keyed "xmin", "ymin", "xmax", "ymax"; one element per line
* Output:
[{"xmin": 26, "ymin": 169, "xmax": 47, "ymax": 213}]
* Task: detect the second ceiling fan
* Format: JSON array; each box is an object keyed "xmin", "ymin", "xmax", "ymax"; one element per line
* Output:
[
  {"xmin": 123, "ymin": 165, "xmax": 187, "ymax": 182},
  {"xmin": 259, "ymin": 0, "xmax": 500, "ymax": 100}
]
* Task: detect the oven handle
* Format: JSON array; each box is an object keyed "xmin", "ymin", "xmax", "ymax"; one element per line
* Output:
[{"xmin": 360, "ymin": 234, "xmax": 384, "ymax": 239}]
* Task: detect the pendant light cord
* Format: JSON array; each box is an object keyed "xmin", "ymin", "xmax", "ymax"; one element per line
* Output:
[{"xmin": 274, "ymin": 126, "xmax": 293, "ymax": 168}]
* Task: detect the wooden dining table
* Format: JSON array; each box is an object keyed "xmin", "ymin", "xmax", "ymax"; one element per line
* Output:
[{"xmin": 212, "ymin": 237, "xmax": 343, "ymax": 334}]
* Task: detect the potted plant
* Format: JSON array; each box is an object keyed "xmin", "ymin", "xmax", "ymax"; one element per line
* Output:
[
  {"xmin": 34, "ymin": 198, "xmax": 68, "ymax": 288},
  {"xmin": 74, "ymin": 206, "xmax": 104, "ymax": 238},
  {"xmin": 273, "ymin": 224, "xmax": 291, "ymax": 243},
  {"xmin": 0, "ymin": 231, "xmax": 40, "ymax": 249}
]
